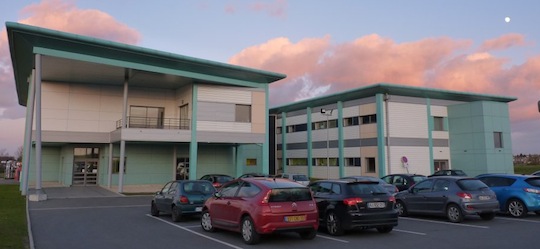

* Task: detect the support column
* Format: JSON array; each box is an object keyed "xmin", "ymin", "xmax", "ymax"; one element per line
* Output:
[
  {"xmin": 189, "ymin": 84, "xmax": 198, "ymax": 180},
  {"xmin": 118, "ymin": 70, "xmax": 129, "ymax": 193},
  {"xmin": 107, "ymin": 143, "xmax": 113, "ymax": 188},
  {"xmin": 21, "ymin": 70, "xmax": 35, "ymax": 196},
  {"xmin": 29, "ymin": 54, "xmax": 47, "ymax": 201},
  {"xmin": 262, "ymin": 85, "xmax": 270, "ymax": 175},
  {"xmin": 307, "ymin": 107, "xmax": 313, "ymax": 178},
  {"xmin": 337, "ymin": 101, "xmax": 345, "ymax": 177}
]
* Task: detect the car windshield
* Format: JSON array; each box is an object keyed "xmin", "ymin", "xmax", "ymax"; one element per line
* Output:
[
  {"xmin": 348, "ymin": 182, "xmax": 387, "ymax": 195},
  {"xmin": 412, "ymin": 176, "xmax": 427, "ymax": 182},
  {"xmin": 456, "ymin": 179, "xmax": 489, "ymax": 191},
  {"xmin": 525, "ymin": 177, "xmax": 540, "ymax": 187},
  {"xmin": 183, "ymin": 182, "xmax": 214, "ymax": 194},
  {"xmin": 216, "ymin": 176, "xmax": 233, "ymax": 183},
  {"xmin": 268, "ymin": 188, "xmax": 312, "ymax": 202},
  {"xmin": 454, "ymin": 170, "xmax": 467, "ymax": 176},
  {"xmin": 293, "ymin": 175, "xmax": 309, "ymax": 181}
]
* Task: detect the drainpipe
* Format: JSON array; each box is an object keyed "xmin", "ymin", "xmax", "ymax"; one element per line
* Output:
[{"xmin": 384, "ymin": 93, "xmax": 391, "ymax": 176}]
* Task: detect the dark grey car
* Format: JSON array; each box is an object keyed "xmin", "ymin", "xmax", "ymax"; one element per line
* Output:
[{"xmin": 395, "ymin": 176, "xmax": 499, "ymax": 223}]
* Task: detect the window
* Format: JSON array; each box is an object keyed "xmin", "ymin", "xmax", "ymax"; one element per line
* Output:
[
  {"xmin": 288, "ymin": 158, "xmax": 307, "ymax": 166},
  {"xmin": 235, "ymin": 104, "xmax": 251, "ymax": 122},
  {"xmin": 494, "ymin": 132, "xmax": 503, "ymax": 148},
  {"xmin": 366, "ymin": 157, "xmax": 376, "ymax": 173},
  {"xmin": 276, "ymin": 127, "xmax": 282, "ymax": 134},
  {"xmin": 74, "ymin": 147, "xmax": 99, "ymax": 159},
  {"xmin": 433, "ymin": 160, "xmax": 449, "ymax": 172},
  {"xmin": 313, "ymin": 158, "xmax": 338, "ymax": 166},
  {"xmin": 312, "ymin": 121, "xmax": 326, "ymax": 130},
  {"xmin": 112, "ymin": 157, "xmax": 127, "ymax": 173},
  {"xmin": 237, "ymin": 182, "xmax": 261, "ymax": 198},
  {"xmin": 344, "ymin": 117, "xmax": 359, "ymax": 126},
  {"xmin": 360, "ymin": 114, "xmax": 377, "ymax": 124},
  {"xmin": 328, "ymin": 119, "xmax": 338, "ymax": 128},
  {"xmin": 433, "ymin": 117, "xmax": 445, "ymax": 131},
  {"xmin": 286, "ymin": 123, "xmax": 307, "ymax": 133},
  {"xmin": 179, "ymin": 104, "xmax": 189, "ymax": 129},
  {"xmin": 129, "ymin": 106, "xmax": 164, "ymax": 128},
  {"xmin": 220, "ymin": 181, "xmax": 241, "ymax": 197},
  {"xmin": 345, "ymin": 157, "xmax": 361, "ymax": 167},
  {"xmin": 246, "ymin": 158, "xmax": 257, "ymax": 166}
]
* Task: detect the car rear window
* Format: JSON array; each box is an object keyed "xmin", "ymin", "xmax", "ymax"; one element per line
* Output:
[
  {"xmin": 348, "ymin": 182, "xmax": 387, "ymax": 195},
  {"xmin": 183, "ymin": 182, "xmax": 214, "ymax": 194},
  {"xmin": 293, "ymin": 175, "xmax": 309, "ymax": 181},
  {"xmin": 216, "ymin": 176, "xmax": 233, "ymax": 183},
  {"xmin": 456, "ymin": 179, "xmax": 488, "ymax": 191},
  {"xmin": 525, "ymin": 177, "xmax": 540, "ymax": 187},
  {"xmin": 412, "ymin": 176, "xmax": 427, "ymax": 183},
  {"xmin": 268, "ymin": 188, "xmax": 312, "ymax": 202}
]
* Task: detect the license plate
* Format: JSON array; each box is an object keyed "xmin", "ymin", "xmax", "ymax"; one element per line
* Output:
[
  {"xmin": 367, "ymin": 202, "xmax": 386, "ymax": 208},
  {"xmin": 479, "ymin": 196, "xmax": 491, "ymax": 200},
  {"xmin": 284, "ymin": 215, "xmax": 306, "ymax": 222},
  {"xmin": 195, "ymin": 207, "xmax": 202, "ymax": 212}
]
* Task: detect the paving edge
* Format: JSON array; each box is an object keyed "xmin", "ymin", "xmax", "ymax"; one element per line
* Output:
[{"xmin": 26, "ymin": 196, "xmax": 35, "ymax": 249}]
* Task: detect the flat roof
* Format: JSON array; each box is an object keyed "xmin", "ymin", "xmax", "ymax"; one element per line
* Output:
[
  {"xmin": 6, "ymin": 22, "xmax": 286, "ymax": 106},
  {"xmin": 270, "ymin": 83, "xmax": 517, "ymax": 113}
]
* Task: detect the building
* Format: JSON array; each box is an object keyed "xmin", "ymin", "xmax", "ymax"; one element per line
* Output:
[
  {"xmin": 269, "ymin": 84, "xmax": 517, "ymax": 179},
  {"xmin": 7, "ymin": 22, "xmax": 285, "ymax": 198}
]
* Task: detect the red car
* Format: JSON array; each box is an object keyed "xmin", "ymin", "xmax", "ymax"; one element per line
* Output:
[{"xmin": 200, "ymin": 177, "xmax": 319, "ymax": 244}]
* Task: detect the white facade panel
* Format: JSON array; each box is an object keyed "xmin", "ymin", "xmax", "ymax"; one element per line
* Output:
[
  {"xmin": 287, "ymin": 132, "xmax": 307, "ymax": 143},
  {"xmin": 342, "ymin": 106, "xmax": 360, "ymax": 117},
  {"xmin": 344, "ymin": 167, "xmax": 362, "ymax": 176},
  {"xmin": 343, "ymin": 147, "xmax": 361, "ymax": 157},
  {"xmin": 197, "ymin": 121, "xmax": 251, "ymax": 133},
  {"xmin": 387, "ymin": 146, "xmax": 431, "ymax": 176},
  {"xmin": 42, "ymin": 91, "xmax": 69, "ymax": 109},
  {"xmin": 285, "ymin": 114, "xmax": 308, "ymax": 125},
  {"xmin": 388, "ymin": 102, "xmax": 428, "ymax": 138},
  {"xmin": 67, "ymin": 120, "xmax": 100, "ymax": 132},
  {"xmin": 311, "ymin": 129, "xmax": 339, "ymax": 141},
  {"xmin": 432, "ymin": 131, "xmax": 449, "ymax": 139},
  {"xmin": 311, "ymin": 148, "xmax": 339, "ymax": 158},
  {"xmin": 431, "ymin": 105, "xmax": 448, "ymax": 117},
  {"xmin": 312, "ymin": 166, "xmax": 340, "ymax": 179},
  {"xmin": 198, "ymin": 85, "xmax": 251, "ymax": 104},
  {"xmin": 69, "ymin": 93, "xmax": 101, "ymax": 111},
  {"xmin": 286, "ymin": 150, "xmax": 308, "ymax": 158},
  {"xmin": 284, "ymin": 166, "xmax": 308, "ymax": 175},
  {"xmin": 343, "ymin": 126, "xmax": 360, "ymax": 138}
]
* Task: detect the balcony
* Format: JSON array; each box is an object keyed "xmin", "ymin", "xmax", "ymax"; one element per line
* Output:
[{"xmin": 116, "ymin": 116, "xmax": 190, "ymax": 130}]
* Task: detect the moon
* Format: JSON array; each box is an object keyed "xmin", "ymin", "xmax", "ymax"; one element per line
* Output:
[{"xmin": 505, "ymin": 17, "xmax": 511, "ymax": 23}]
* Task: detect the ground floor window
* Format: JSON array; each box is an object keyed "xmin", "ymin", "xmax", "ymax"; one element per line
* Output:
[
  {"xmin": 313, "ymin": 158, "xmax": 338, "ymax": 166},
  {"xmin": 176, "ymin": 158, "xmax": 190, "ymax": 180},
  {"xmin": 434, "ymin": 160, "xmax": 449, "ymax": 172},
  {"xmin": 366, "ymin": 157, "xmax": 376, "ymax": 173},
  {"xmin": 345, "ymin": 157, "xmax": 361, "ymax": 167},
  {"xmin": 112, "ymin": 157, "xmax": 127, "ymax": 173},
  {"xmin": 246, "ymin": 158, "xmax": 257, "ymax": 166}
]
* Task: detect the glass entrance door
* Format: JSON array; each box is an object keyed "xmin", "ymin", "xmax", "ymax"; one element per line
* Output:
[{"xmin": 73, "ymin": 160, "xmax": 98, "ymax": 186}]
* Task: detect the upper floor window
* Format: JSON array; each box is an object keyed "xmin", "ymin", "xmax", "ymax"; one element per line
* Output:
[
  {"xmin": 286, "ymin": 123, "xmax": 307, "ymax": 133},
  {"xmin": 129, "ymin": 106, "xmax": 164, "ymax": 128},
  {"xmin": 494, "ymin": 132, "xmax": 503, "ymax": 148},
  {"xmin": 433, "ymin": 116, "xmax": 445, "ymax": 131},
  {"xmin": 360, "ymin": 114, "xmax": 377, "ymax": 124},
  {"xmin": 343, "ymin": 117, "xmax": 359, "ymax": 127},
  {"xmin": 235, "ymin": 104, "xmax": 251, "ymax": 122}
]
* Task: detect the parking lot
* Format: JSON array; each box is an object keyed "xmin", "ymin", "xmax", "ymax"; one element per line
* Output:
[{"xmin": 28, "ymin": 195, "xmax": 540, "ymax": 249}]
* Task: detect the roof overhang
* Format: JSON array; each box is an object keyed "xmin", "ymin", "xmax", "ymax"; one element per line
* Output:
[{"xmin": 6, "ymin": 22, "xmax": 286, "ymax": 106}]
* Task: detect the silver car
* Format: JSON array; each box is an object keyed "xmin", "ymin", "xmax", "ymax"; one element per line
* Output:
[{"xmin": 395, "ymin": 176, "xmax": 499, "ymax": 223}]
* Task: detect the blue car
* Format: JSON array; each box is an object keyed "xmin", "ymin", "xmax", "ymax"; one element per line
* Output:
[{"xmin": 477, "ymin": 174, "xmax": 540, "ymax": 217}]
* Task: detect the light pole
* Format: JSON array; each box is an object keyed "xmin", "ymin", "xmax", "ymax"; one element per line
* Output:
[{"xmin": 321, "ymin": 108, "xmax": 333, "ymax": 179}]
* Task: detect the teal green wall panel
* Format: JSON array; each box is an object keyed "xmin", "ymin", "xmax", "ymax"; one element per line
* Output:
[
  {"xmin": 236, "ymin": 144, "xmax": 263, "ymax": 177},
  {"xmin": 197, "ymin": 144, "xmax": 235, "ymax": 177}
]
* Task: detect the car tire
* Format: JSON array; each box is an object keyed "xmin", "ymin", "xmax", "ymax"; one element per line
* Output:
[
  {"xmin": 325, "ymin": 211, "xmax": 344, "ymax": 236},
  {"xmin": 171, "ymin": 205, "xmax": 182, "ymax": 222},
  {"xmin": 395, "ymin": 200, "xmax": 408, "ymax": 217},
  {"xmin": 200, "ymin": 210, "xmax": 215, "ymax": 232},
  {"xmin": 479, "ymin": 212, "xmax": 495, "ymax": 221},
  {"xmin": 241, "ymin": 216, "xmax": 260, "ymax": 245},
  {"xmin": 507, "ymin": 199, "xmax": 528, "ymax": 218},
  {"xmin": 376, "ymin": 226, "xmax": 394, "ymax": 233},
  {"xmin": 299, "ymin": 229, "xmax": 317, "ymax": 240},
  {"xmin": 150, "ymin": 201, "xmax": 160, "ymax": 217},
  {"xmin": 446, "ymin": 204, "xmax": 464, "ymax": 223}
]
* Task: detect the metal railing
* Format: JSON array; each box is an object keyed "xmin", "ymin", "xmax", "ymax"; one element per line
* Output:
[{"xmin": 116, "ymin": 116, "xmax": 190, "ymax": 130}]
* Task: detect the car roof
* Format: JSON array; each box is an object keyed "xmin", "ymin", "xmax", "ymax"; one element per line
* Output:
[
  {"xmin": 477, "ymin": 173, "xmax": 540, "ymax": 179},
  {"xmin": 241, "ymin": 177, "xmax": 307, "ymax": 188}
]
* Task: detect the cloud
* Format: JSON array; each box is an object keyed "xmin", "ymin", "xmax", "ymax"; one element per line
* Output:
[
  {"xmin": 249, "ymin": 0, "xmax": 287, "ymax": 18},
  {"xmin": 478, "ymin": 33, "xmax": 526, "ymax": 52},
  {"xmin": 228, "ymin": 34, "xmax": 540, "ymax": 126},
  {"xmin": 19, "ymin": 0, "xmax": 140, "ymax": 44}
]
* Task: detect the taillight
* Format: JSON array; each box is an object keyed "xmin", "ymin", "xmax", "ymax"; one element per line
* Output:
[
  {"xmin": 343, "ymin": 197, "xmax": 363, "ymax": 206},
  {"xmin": 260, "ymin": 190, "xmax": 271, "ymax": 204},
  {"xmin": 212, "ymin": 183, "xmax": 220, "ymax": 188},
  {"xmin": 389, "ymin": 196, "xmax": 396, "ymax": 203},
  {"xmin": 180, "ymin": 195, "xmax": 189, "ymax": 203},
  {"xmin": 524, "ymin": 188, "xmax": 540, "ymax": 194},
  {"xmin": 456, "ymin": 192, "xmax": 472, "ymax": 199}
]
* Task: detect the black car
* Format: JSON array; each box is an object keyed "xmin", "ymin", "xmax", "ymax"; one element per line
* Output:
[
  {"xmin": 151, "ymin": 180, "xmax": 216, "ymax": 222},
  {"xmin": 428, "ymin": 169, "xmax": 467, "ymax": 177},
  {"xmin": 308, "ymin": 179, "xmax": 398, "ymax": 236},
  {"xmin": 341, "ymin": 176, "xmax": 399, "ymax": 195},
  {"xmin": 382, "ymin": 174, "xmax": 427, "ymax": 191},
  {"xmin": 395, "ymin": 176, "xmax": 499, "ymax": 223},
  {"xmin": 200, "ymin": 174, "xmax": 234, "ymax": 189}
]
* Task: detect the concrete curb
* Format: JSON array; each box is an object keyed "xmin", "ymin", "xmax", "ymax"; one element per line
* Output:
[{"xmin": 26, "ymin": 195, "xmax": 35, "ymax": 249}]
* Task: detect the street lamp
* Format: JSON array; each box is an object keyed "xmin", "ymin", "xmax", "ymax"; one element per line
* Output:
[{"xmin": 321, "ymin": 108, "xmax": 333, "ymax": 179}]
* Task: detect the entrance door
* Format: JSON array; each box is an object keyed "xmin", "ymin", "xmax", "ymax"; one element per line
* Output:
[{"xmin": 73, "ymin": 160, "xmax": 98, "ymax": 186}]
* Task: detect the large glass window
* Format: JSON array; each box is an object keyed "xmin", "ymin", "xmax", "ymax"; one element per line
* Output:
[
  {"xmin": 494, "ymin": 132, "xmax": 503, "ymax": 148},
  {"xmin": 433, "ymin": 117, "xmax": 445, "ymax": 131},
  {"xmin": 235, "ymin": 104, "xmax": 251, "ymax": 122},
  {"xmin": 129, "ymin": 106, "xmax": 164, "ymax": 128}
]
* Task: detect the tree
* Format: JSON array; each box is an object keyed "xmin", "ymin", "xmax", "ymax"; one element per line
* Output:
[{"xmin": 15, "ymin": 146, "xmax": 23, "ymax": 161}]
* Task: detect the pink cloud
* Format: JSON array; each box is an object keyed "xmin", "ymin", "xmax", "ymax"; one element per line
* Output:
[
  {"xmin": 249, "ymin": 0, "xmax": 287, "ymax": 18},
  {"xmin": 18, "ymin": 0, "xmax": 140, "ymax": 45},
  {"xmin": 229, "ymin": 34, "xmax": 540, "ymax": 124},
  {"xmin": 478, "ymin": 33, "xmax": 526, "ymax": 52}
]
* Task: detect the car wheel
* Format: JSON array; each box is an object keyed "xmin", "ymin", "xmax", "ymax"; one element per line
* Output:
[
  {"xmin": 479, "ymin": 212, "xmax": 495, "ymax": 221},
  {"xmin": 395, "ymin": 200, "xmax": 408, "ymax": 217},
  {"xmin": 507, "ymin": 199, "xmax": 528, "ymax": 218},
  {"xmin": 241, "ymin": 216, "xmax": 260, "ymax": 245},
  {"xmin": 325, "ymin": 211, "xmax": 344, "ymax": 236},
  {"xmin": 298, "ymin": 229, "xmax": 317, "ymax": 240},
  {"xmin": 200, "ymin": 210, "xmax": 215, "ymax": 232},
  {"xmin": 446, "ymin": 204, "xmax": 464, "ymax": 223},
  {"xmin": 150, "ymin": 201, "xmax": 160, "ymax": 217},
  {"xmin": 376, "ymin": 226, "xmax": 394, "ymax": 233},
  {"xmin": 171, "ymin": 205, "xmax": 182, "ymax": 222}
]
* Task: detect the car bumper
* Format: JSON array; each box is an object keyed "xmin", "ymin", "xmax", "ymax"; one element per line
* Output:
[
  {"xmin": 257, "ymin": 211, "xmax": 319, "ymax": 234},
  {"xmin": 461, "ymin": 201, "xmax": 499, "ymax": 215},
  {"xmin": 344, "ymin": 210, "xmax": 399, "ymax": 229}
]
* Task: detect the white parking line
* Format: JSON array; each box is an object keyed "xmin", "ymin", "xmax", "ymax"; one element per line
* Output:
[
  {"xmin": 399, "ymin": 217, "xmax": 489, "ymax": 229},
  {"xmin": 146, "ymin": 214, "xmax": 243, "ymax": 249},
  {"xmin": 30, "ymin": 205, "xmax": 147, "ymax": 211},
  {"xmin": 496, "ymin": 217, "xmax": 540, "ymax": 223},
  {"xmin": 394, "ymin": 229, "xmax": 427, "ymax": 236},
  {"xmin": 315, "ymin": 234, "xmax": 349, "ymax": 243}
]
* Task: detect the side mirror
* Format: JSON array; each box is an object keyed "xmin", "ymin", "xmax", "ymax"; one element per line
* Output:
[{"xmin": 214, "ymin": 192, "xmax": 222, "ymax": 198}]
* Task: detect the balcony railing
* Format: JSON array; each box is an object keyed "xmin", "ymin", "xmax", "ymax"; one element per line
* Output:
[{"xmin": 116, "ymin": 116, "xmax": 190, "ymax": 130}]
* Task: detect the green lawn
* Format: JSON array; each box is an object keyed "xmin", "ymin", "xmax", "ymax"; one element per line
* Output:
[
  {"xmin": 0, "ymin": 184, "xmax": 29, "ymax": 249},
  {"xmin": 514, "ymin": 164, "xmax": 540, "ymax": 175}
]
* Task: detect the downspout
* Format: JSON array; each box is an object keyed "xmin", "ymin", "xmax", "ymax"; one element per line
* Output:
[{"xmin": 384, "ymin": 93, "xmax": 391, "ymax": 176}]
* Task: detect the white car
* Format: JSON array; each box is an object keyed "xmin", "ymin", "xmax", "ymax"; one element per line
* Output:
[{"xmin": 279, "ymin": 173, "xmax": 310, "ymax": 186}]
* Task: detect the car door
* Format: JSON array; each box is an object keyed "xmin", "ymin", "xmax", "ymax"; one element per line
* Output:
[
  {"xmin": 424, "ymin": 179, "xmax": 451, "ymax": 213},
  {"xmin": 155, "ymin": 181, "xmax": 173, "ymax": 211},
  {"xmin": 210, "ymin": 181, "xmax": 241, "ymax": 228},
  {"xmin": 405, "ymin": 179, "xmax": 434, "ymax": 212},
  {"xmin": 310, "ymin": 182, "xmax": 333, "ymax": 218}
]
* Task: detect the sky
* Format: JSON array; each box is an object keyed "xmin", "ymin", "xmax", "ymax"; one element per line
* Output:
[{"xmin": 0, "ymin": 0, "xmax": 539, "ymax": 156}]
